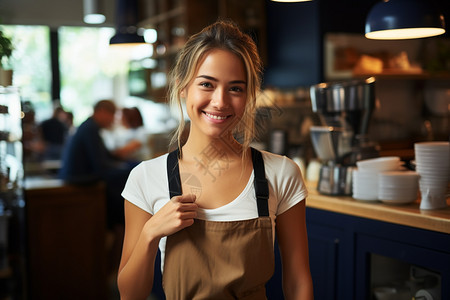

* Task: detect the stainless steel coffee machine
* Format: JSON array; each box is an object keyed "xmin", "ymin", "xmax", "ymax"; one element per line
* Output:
[{"xmin": 309, "ymin": 77, "xmax": 378, "ymax": 195}]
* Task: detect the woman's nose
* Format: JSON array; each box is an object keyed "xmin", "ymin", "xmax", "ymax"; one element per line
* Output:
[{"xmin": 211, "ymin": 88, "xmax": 229, "ymax": 109}]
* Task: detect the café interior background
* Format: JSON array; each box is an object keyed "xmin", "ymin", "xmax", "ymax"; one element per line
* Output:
[
  {"xmin": 1, "ymin": 0, "xmax": 449, "ymax": 166},
  {"xmin": 0, "ymin": 0, "xmax": 449, "ymax": 299}
]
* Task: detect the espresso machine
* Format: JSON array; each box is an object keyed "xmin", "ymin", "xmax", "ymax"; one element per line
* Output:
[{"xmin": 309, "ymin": 77, "xmax": 378, "ymax": 195}]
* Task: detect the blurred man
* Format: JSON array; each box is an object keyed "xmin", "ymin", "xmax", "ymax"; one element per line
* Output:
[
  {"xmin": 59, "ymin": 99, "xmax": 134, "ymax": 275},
  {"xmin": 60, "ymin": 99, "xmax": 133, "ymax": 229}
]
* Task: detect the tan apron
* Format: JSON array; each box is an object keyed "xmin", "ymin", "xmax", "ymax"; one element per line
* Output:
[{"xmin": 163, "ymin": 148, "xmax": 274, "ymax": 299}]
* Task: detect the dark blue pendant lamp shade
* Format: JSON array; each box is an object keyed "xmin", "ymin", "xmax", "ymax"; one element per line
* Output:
[
  {"xmin": 109, "ymin": 0, "xmax": 146, "ymax": 45},
  {"xmin": 365, "ymin": 0, "xmax": 446, "ymax": 40}
]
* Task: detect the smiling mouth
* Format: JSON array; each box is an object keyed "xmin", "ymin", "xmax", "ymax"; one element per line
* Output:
[{"xmin": 204, "ymin": 112, "xmax": 229, "ymax": 120}]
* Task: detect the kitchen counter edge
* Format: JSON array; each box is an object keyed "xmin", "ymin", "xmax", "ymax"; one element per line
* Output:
[{"xmin": 305, "ymin": 182, "xmax": 450, "ymax": 234}]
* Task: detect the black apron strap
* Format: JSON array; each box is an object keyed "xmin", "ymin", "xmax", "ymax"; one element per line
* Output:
[
  {"xmin": 251, "ymin": 148, "xmax": 269, "ymax": 217},
  {"xmin": 167, "ymin": 148, "xmax": 182, "ymax": 199}
]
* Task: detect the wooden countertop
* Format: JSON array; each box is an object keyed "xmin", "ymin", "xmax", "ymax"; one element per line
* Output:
[
  {"xmin": 24, "ymin": 176, "xmax": 64, "ymax": 190},
  {"xmin": 305, "ymin": 182, "xmax": 450, "ymax": 234}
]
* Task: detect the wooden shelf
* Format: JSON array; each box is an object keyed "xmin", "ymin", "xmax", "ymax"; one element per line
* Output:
[
  {"xmin": 139, "ymin": 6, "xmax": 186, "ymax": 28},
  {"xmin": 353, "ymin": 71, "xmax": 450, "ymax": 80},
  {"xmin": 138, "ymin": 0, "xmax": 267, "ymax": 100}
]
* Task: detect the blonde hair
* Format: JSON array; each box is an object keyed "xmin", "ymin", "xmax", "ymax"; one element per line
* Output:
[{"xmin": 168, "ymin": 20, "xmax": 263, "ymax": 156}]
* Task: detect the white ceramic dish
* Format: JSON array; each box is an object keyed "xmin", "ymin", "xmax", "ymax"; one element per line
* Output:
[{"xmin": 356, "ymin": 156, "xmax": 401, "ymax": 172}]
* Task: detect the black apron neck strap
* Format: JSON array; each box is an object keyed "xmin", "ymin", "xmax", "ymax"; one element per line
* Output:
[
  {"xmin": 251, "ymin": 148, "xmax": 270, "ymax": 217},
  {"xmin": 166, "ymin": 147, "xmax": 269, "ymax": 217},
  {"xmin": 167, "ymin": 148, "xmax": 182, "ymax": 199}
]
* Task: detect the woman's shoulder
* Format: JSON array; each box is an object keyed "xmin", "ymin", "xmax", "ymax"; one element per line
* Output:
[
  {"xmin": 259, "ymin": 149, "xmax": 293, "ymax": 167},
  {"xmin": 145, "ymin": 152, "xmax": 169, "ymax": 163},
  {"xmin": 258, "ymin": 149, "xmax": 307, "ymax": 212},
  {"xmin": 259, "ymin": 149, "xmax": 302, "ymax": 178},
  {"xmin": 130, "ymin": 152, "xmax": 169, "ymax": 176}
]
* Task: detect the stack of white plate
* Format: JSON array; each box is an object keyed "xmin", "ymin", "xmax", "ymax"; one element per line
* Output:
[
  {"xmin": 378, "ymin": 171, "xmax": 419, "ymax": 204},
  {"xmin": 352, "ymin": 169, "xmax": 378, "ymax": 201},
  {"xmin": 414, "ymin": 142, "xmax": 450, "ymax": 210},
  {"xmin": 352, "ymin": 156, "xmax": 402, "ymax": 201}
]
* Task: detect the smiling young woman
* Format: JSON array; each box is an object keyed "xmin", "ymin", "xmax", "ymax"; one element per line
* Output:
[
  {"xmin": 117, "ymin": 20, "xmax": 313, "ymax": 300},
  {"xmin": 183, "ymin": 49, "xmax": 247, "ymax": 148}
]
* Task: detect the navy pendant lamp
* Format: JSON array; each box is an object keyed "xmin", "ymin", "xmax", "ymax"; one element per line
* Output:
[
  {"xmin": 365, "ymin": 0, "xmax": 446, "ymax": 40},
  {"xmin": 109, "ymin": 0, "xmax": 146, "ymax": 46}
]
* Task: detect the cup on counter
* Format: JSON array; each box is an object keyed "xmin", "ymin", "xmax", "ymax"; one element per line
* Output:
[
  {"xmin": 306, "ymin": 159, "xmax": 321, "ymax": 182},
  {"xmin": 414, "ymin": 142, "xmax": 449, "ymax": 210}
]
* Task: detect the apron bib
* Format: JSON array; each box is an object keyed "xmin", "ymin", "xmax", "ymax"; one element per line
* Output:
[{"xmin": 163, "ymin": 148, "xmax": 274, "ymax": 299}]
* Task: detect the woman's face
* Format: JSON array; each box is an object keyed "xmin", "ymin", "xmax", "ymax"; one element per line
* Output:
[{"xmin": 183, "ymin": 49, "xmax": 247, "ymax": 140}]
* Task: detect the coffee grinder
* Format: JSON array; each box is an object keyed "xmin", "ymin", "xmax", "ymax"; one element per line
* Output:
[{"xmin": 309, "ymin": 77, "xmax": 378, "ymax": 195}]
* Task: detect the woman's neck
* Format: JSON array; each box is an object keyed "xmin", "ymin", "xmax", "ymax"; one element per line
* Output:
[
  {"xmin": 179, "ymin": 133, "xmax": 252, "ymax": 196},
  {"xmin": 182, "ymin": 135, "xmax": 243, "ymax": 162}
]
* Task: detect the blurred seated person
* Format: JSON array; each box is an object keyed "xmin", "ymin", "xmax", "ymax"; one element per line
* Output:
[
  {"xmin": 102, "ymin": 107, "xmax": 152, "ymax": 163},
  {"xmin": 39, "ymin": 106, "xmax": 69, "ymax": 161},
  {"xmin": 59, "ymin": 99, "xmax": 135, "ymax": 230},
  {"xmin": 65, "ymin": 110, "xmax": 76, "ymax": 137}
]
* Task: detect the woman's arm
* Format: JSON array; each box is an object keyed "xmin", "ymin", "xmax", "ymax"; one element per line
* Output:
[
  {"xmin": 117, "ymin": 201, "xmax": 158, "ymax": 300},
  {"xmin": 276, "ymin": 200, "xmax": 314, "ymax": 300},
  {"xmin": 117, "ymin": 194, "xmax": 197, "ymax": 300}
]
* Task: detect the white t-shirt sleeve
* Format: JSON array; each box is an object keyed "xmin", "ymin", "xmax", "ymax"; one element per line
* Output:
[
  {"xmin": 263, "ymin": 152, "xmax": 308, "ymax": 216},
  {"xmin": 121, "ymin": 162, "xmax": 154, "ymax": 214}
]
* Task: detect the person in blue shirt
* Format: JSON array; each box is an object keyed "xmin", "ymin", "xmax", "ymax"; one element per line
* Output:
[
  {"xmin": 60, "ymin": 99, "xmax": 134, "ymax": 228},
  {"xmin": 60, "ymin": 99, "xmax": 135, "ymax": 274}
]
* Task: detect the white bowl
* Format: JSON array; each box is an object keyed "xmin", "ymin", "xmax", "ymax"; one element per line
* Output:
[{"xmin": 356, "ymin": 156, "xmax": 401, "ymax": 172}]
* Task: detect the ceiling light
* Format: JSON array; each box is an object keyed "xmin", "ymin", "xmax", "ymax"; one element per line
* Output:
[
  {"xmin": 365, "ymin": 0, "xmax": 446, "ymax": 40},
  {"xmin": 109, "ymin": 0, "xmax": 146, "ymax": 47},
  {"xmin": 83, "ymin": 0, "xmax": 105, "ymax": 25}
]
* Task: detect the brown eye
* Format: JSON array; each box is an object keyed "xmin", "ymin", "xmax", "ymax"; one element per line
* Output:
[
  {"xmin": 200, "ymin": 82, "xmax": 213, "ymax": 88},
  {"xmin": 230, "ymin": 86, "xmax": 244, "ymax": 93}
]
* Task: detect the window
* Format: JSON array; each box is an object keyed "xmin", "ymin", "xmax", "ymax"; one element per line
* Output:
[
  {"xmin": 4, "ymin": 24, "xmax": 175, "ymax": 134},
  {"xmin": 2, "ymin": 25, "xmax": 52, "ymax": 121},
  {"xmin": 58, "ymin": 26, "xmax": 120, "ymax": 125}
]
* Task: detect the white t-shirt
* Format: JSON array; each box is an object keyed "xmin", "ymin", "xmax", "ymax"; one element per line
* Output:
[{"xmin": 121, "ymin": 150, "xmax": 308, "ymax": 270}]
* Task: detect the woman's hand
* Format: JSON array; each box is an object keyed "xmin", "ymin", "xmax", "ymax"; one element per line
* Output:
[
  {"xmin": 144, "ymin": 194, "xmax": 198, "ymax": 239},
  {"xmin": 118, "ymin": 194, "xmax": 197, "ymax": 299}
]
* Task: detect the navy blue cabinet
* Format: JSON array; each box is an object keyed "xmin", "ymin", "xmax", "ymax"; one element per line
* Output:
[
  {"xmin": 306, "ymin": 207, "xmax": 450, "ymax": 300},
  {"xmin": 307, "ymin": 223, "xmax": 345, "ymax": 300}
]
